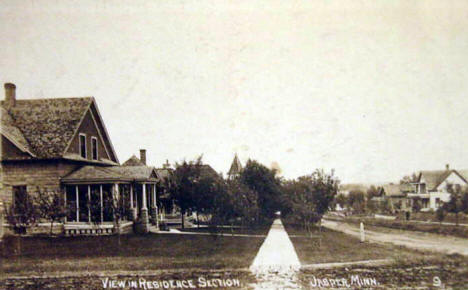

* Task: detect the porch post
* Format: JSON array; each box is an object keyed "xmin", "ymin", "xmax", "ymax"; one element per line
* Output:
[
  {"xmin": 75, "ymin": 185, "xmax": 79, "ymax": 222},
  {"xmin": 100, "ymin": 185, "xmax": 103, "ymax": 223},
  {"xmin": 88, "ymin": 185, "xmax": 91, "ymax": 223},
  {"xmin": 130, "ymin": 184, "xmax": 136, "ymax": 221},
  {"xmin": 64, "ymin": 189, "xmax": 67, "ymax": 223},
  {"xmin": 142, "ymin": 183, "xmax": 147, "ymax": 210},
  {"xmin": 137, "ymin": 183, "xmax": 149, "ymax": 233},
  {"xmin": 151, "ymin": 184, "xmax": 158, "ymax": 228},
  {"xmin": 114, "ymin": 183, "xmax": 120, "ymax": 234}
]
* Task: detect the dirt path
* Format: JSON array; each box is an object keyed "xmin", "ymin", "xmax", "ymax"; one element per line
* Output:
[
  {"xmin": 323, "ymin": 219, "xmax": 468, "ymax": 256},
  {"xmin": 250, "ymin": 218, "xmax": 300, "ymax": 289}
]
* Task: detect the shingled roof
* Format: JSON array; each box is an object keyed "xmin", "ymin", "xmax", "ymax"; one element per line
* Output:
[
  {"xmin": 122, "ymin": 155, "xmax": 145, "ymax": 166},
  {"xmin": 62, "ymin": 165, "xmax": 160, "ymax": 183},
  {"xmin": 418, "ymin": 170, "xmax": 452, "ymax": 191},
  {"xmin": 0, "ymin": 107, "xmax": 35, "ymax": 157},
  {"xmin": 1, "ymin": 97, "xmax": 93, "ymax": 158},
  {"xmin": 1, "ymin": 96, "xmax": 118, "ymax": 163}
]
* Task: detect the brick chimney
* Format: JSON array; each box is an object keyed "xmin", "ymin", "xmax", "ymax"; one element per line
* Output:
[
  {"xmin": 4, "ymin": 83, "xmax": 16, "ymax": 109},
  {"xmin": 140, "ymin": 149, "xmax": 146, "ymax": 165}
]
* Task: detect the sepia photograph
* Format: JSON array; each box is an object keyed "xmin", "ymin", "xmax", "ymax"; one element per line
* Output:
[{"xmin": 1, "ymin": 1, "xmax": 468, "ymax": 289}]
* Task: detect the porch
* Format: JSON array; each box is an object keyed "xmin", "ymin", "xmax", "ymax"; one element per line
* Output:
[{"xmin": 61, "ymin": 165, "xmax": 163, "ymax": 234}]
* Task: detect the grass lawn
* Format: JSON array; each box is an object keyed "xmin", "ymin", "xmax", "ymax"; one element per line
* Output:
[
  {"xmin": 283, "ymin": 222, "xmax": 444, "ymax": 266},
  {"xmin": 327, "ymin": 215, "xmax": 468, "ymax": 238},
  {"xmin": 179, "ymin": 224, "xmax": 270, "ymax": 236},
  {"xmin": 0, "ymin": 232, "xmax": 266, "ymax": 277}
]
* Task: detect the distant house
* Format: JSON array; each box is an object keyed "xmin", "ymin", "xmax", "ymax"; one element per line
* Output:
[
  {"xmin": 410, "ymin": 164, "xmax": 468, "ymax": 210},
  {"xmin": 373, "ymin": 183, "xmax": 414, "ymax": 212},
  {"xmin": 338, "ymin": 184, "xmax": 369, "ymax": 196},
  {"xmin": 0, "ymin": 83, "xmax": 163, "ymax": 235}
]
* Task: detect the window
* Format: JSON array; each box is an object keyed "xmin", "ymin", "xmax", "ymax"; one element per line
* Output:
[
  {"xmin": 79, "ymin": 134, "xmax": 87, "ymax": 158},
  {"xmin": 91, "ymin": 137, "xmax": 98, "ymax": 160},
  {"xmin": 13, "ymin": 185, "xmax": 27, "ymax": 210},
  {"xmin": 419, "ymin": 183, "xmax": 426, "ymax": 193}
]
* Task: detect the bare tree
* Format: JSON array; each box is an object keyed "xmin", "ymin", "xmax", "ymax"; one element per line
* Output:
[{"xmin": 34, "ymin": 188, "xmax": 67, "ymax": 235}]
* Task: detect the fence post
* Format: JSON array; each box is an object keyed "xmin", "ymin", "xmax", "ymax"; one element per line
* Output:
[{"xmin": 360, "ymin": 222, "xmax": 365, "ymax": 242}]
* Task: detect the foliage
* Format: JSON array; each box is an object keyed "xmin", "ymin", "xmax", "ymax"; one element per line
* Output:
[
  {"xmin": 400, "ymin": 173, "xmax": 418, "ymax": 184},
  {"xmin": 282, "ymin": 170, "xmax": 339, "ymax": 232},
  {"xmin": 443, "ymin": 192, "xmax": 464, "ymax": 226},
  {"xmin": 166, "ymin": 157, "xmax": 203, "ymax": 228},
  {"xmin": 225, "ymin": 178, "xmax": 259, "ymax": 225},
  {"xmin": 346, "ymin": 190, "xmax": 366, "ymax": 214},
  {"xmin": 412, "ymin": 197, "xmax": 422, "ymax": 212},
  {"xmin": 166, "ymin": 156, "xmax": 227, "ymax": 228},
  {"xmin": 335, "ymin": 194, "xmax": 347, "ymax": 209},
  {"xmin": 240, "ymin": 159, "xmax": 282, "ymax": 219},
  {"xmin": 436, "ymin": 207, "xmax": 445, "ymax": 225},
  {"xmin": 34, "ymin": 188, "xmax": 67, "ymax": 235},
  {"xmin": 4, "ymin": 192, "xmax": 39, "ymax": 234},
  {"xmin": 366, "ymin": 185, "xmax": 380, "ymax": 201}
]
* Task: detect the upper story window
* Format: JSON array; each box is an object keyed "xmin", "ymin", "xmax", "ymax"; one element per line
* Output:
[
  {"xmin": 79, "ymin": 133, "xmax": 87, "ymax": 159},
  {"xmin": 91, "ymin": 137, "xmax": 98, "ymax": 160},
  {"xmin": 419, "ymin": 183, "xmax": 426, "ymax": 193}
]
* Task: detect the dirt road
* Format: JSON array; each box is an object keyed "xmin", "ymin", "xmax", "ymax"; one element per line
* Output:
[{"xmin": 323, "ymin": 219, "xmax": 468, "ymax": 256}]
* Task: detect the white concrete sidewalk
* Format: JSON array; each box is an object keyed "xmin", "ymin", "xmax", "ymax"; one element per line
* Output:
[
  {"xmin": 250, "ymin": 219, "xmax": 300, "ymax": 270},
  {"xmin": 249, "ymin": 219, "xmax": 301, "ymax": 289}
]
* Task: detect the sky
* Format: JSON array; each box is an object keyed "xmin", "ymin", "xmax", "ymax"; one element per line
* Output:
[{"xmin": 1, "ymin": 0, "xmax": 468, "ymax": 184}]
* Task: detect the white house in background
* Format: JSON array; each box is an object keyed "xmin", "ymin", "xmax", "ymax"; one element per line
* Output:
[{"xmin": 410, "ymin": 164, "xmax": 468, "ymax": 210}]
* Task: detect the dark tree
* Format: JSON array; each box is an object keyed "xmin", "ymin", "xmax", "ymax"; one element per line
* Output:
[
  {"xmin": 226, "ymin": 178, "xmax": 259, "ymax": 225},
  {"xmin": 444, "ymin": 192, "xmax": 463, "ymax": 226},
  {"xmin": 347, "ymin": 190, "xmax": 366, "ymax": 214},
  {"xmin": 400, "ymin": 173, "xmax": 418, "ymax": 184},
  {"xmin": 282, "ymin": 170, "xmax": 339, "ymax": 233},
  {"xmin": 412, "ymin": 197, "xmax": 422, "ymax": 212},
  {"xmin": 240, "ymin": 159, "xmax": 282, "ymax": 220}
]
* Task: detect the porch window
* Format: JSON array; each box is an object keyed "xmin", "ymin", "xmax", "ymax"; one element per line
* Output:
[
  {"xmin": 79, "ymin": 134, "xmax": 87, "ymax": 159},
  {"xmin": 91, "ymin": 137, "xmax": 98, "ymax": 160},
  {"xmin": 65, "ymin": 186, "xmax": 77, "ymax": 222},
  {"xmin": 90, "ymin": 185, "xmax": 101, "ymax": 222},
  {"xmin": 78, "ymin": 185, "xmax": 89, "ymax": 222},
  {"xmin": 102, "ymin": 184, "xmax": 114, "ymax": 222},
  {"xmin": 119, "ymin": 184, "xmax": 131, "ymax": 221}
]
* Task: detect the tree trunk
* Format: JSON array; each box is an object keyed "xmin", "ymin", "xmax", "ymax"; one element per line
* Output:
[{"xmin": 181, "ymin": 208, "xmax": 185, "ymax": 229}]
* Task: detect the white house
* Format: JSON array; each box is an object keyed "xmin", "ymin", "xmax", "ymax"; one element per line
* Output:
[{"xmin": 410, "ymin": 165, "xmax": 467, "ymax": 210}]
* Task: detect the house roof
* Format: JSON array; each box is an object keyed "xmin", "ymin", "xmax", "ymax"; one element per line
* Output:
[
  {"xmin": 200, "ymin": 164, "xmax": 220, "ymax": 179},
  {"xmin": 1, "ymin": 97, "xmax": 93, "ymax": 158},
  {"xmin": 418, "ymin": 170, "xmax": 452, "ymax": 191},
  {"xmin": 381, "ymin": 184, "xmax": 405, "ymax": 197},
  {"xmin": 61, "ymin": 165, "xmax": 159, "ymax": 183},
  {"xmin": 122, "ymin": 155, "xmax": 145, "ymax": 166},
  {"xmin": 155, "ymin": 168, "xmax": 172, "ymax": 180},
  {"xmin": 1, "ymin": 97, "xmax": 118, "ymax": 164},
  {"xmin": 455, "ymin": 170, "xmax": 468, "ymax": 183},
  {"xmin": 228, "ymin": 154, "xmax": 242, "ymax": 176},
  {"xmin": 0, "ymin": 107, "xmax": 35, "ymax": 157}
]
